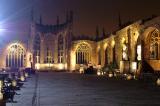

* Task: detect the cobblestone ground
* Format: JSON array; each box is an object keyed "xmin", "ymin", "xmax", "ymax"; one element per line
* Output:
[{"xmin": 7, "ymin": 72, "xmax": 160, "ymax": 106}]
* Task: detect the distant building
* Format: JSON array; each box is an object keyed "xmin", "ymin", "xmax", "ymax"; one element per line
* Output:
[{"xmin": 0, "ymin": 13, "xmax": 160, "ymax": 74}]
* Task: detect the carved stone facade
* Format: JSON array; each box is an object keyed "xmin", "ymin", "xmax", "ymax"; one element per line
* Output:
[{"xmin": 0, "ymin": 16, "xmax": 160, "ymax": 73}]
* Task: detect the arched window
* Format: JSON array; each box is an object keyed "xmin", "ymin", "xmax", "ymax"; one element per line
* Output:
[
  {"xmin": 46, "ymin": 47, "xmax": 52, "ymax": 63},
  {"xmin": 58, "ymin": 35, "xmax": 64, "ymax": 63},
  {"xmin": 33, "ymin": 34, "xmax": 40, "ymax": 63},
  {"xmin": 150, "ymin": 30, "xmax": 160, "ymax": 59},
  {"xmin": 6, "ymin": 43, "xmax": 26, "ymax": 68},
  {"xmin": 76, "ymin": 43, "xmax": 91, "ymax": 64}
]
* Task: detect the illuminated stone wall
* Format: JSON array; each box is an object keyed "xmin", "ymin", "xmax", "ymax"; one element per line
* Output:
[
  {"xmin": 0, "ymin": 16, "xmax": 160, "ymax": 72},
  {"xmin": 69, "ymin": 40, "xmax": 97, "ymax": 71}
]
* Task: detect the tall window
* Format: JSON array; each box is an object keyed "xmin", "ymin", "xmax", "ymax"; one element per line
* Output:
[
  {"xmin": 46, "ymin": 47, "xmax": 52, "ymax": 63},
  {"xmin": 150, "ymin": 30, "xmax": 160, "ymax": 59},
  {"xmin": 33, "ymin": 34, "xmax": 40, "ymax": 63},
  {"xmin": 58, "ymin": 35, "xmax": 64, "ymax": 63},
  {"xmin": 76, "ymin": 43, "xmax": 91, "ymax": 64},
  {"xmin": 6, "ymin": 43, "xmax": 26, "ymax": 68}
]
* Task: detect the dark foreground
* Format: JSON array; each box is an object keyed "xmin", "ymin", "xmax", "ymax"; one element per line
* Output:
[{"xmin": 7, "ymin": 72, "xmax": 160, "ymax": 106}]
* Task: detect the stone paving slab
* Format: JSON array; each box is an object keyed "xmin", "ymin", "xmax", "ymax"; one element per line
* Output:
[
  {"xmin": 37, "ymin": 72, "xmax": 160, "ymax": 106},
  {"xmin": 6, "ymin": 72, "xmax": 160, "ymax": 106}
]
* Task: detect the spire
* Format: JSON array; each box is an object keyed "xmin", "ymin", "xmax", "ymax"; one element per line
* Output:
[
  {"xmin": 118, "ymin": 13, "xmax": 122, "ymax": 28},
  {"xmin": 39, "ymin": 15, "xmax": 42, "ymax": 24},
  {"xmin": 57, "ymin": 16, "xmax": 59, "ymax": 25}
]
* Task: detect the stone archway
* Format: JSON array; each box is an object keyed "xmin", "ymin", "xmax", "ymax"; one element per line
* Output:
[
  {"xmin": 142, "ymin": 27, "xmax": 160, "ymax": 72},
  {"xmin": 6, "ymin": 42, "xmax": 26, "ymax": 69},
  {"xmin": 75, "ymin": 43, "xmax": 91, "ymax": 64}
]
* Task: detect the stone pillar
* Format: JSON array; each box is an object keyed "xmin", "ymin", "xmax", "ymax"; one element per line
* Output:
[{"xmin": 40, "ymin": 37, "xmax": 45, "ymax": 64}]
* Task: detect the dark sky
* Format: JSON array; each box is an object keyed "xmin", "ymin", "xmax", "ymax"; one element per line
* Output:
[{"xmin": 0, "ymin": 0, "xmax": 160, "ymax": 42}]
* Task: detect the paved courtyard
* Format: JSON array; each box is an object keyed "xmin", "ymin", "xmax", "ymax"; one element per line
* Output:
[{"xmin": 7, "ymin": 72, "xmax": 160, "ymax": 106}]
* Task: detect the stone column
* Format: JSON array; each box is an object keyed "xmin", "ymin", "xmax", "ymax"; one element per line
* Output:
[{"xmin": 40, "ymin": 37, "xmax": 45, "ymax": 64}]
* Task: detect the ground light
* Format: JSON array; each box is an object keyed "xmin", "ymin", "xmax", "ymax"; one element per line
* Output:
[
  {"xmin": 79, "ymin": 67, "xmax": 84, "ymax": 74},
  {"xmin": 126, "ymin": 74, "xmax": 132, "ymax": 80},
  {"xmin": 20, "ymin": 76, "xmax": 25, "ymax": 81},
  {"xmin": 0, "ymin": 80, "xmax": 3, "ymax": 88},
  {"xmin": 156, "ymin": 78, "xmax": 160, "ymax": 86},
  {"xmin": 25, "ymin": 73, "xmax": 28, "ymax": 77},
  {"xmin": 108, "ymin": 72, "xmax": 113, "ymax": 78},
  {"xmin": 0, "ymin": 92, "xmax": 3, "ymax": 100},
  {"xmin": 0, "ymin": 80, "xmax": 3, "ymax": 100},
  {"xmin": 12, "ymin": 80, "xmax": 17, "ymax": 87},
  {"xmin": 97, "ymin": 71, "xmax": 101, "ymax": 76}
]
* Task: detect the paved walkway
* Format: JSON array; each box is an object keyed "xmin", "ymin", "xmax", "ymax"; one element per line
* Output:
[
  {"xmin": 7, "ymin": 72, "xmax": 160, "ymax": 106},
  {"xmin": 6, "ymin": 74, "xmax": 37, "ymax": 106}
]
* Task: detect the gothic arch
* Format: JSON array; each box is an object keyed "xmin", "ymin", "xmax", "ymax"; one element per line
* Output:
[
  {"xmin": 5, "ymin": 42, "xmax": 26, "ymax": 68},
  {"xmin": 75, "ymin": 43, "xmax": 91, "ymax": 64},
  {"xmin": 142, "ymin": 27, "xmax": 160, "ymax": 60}
]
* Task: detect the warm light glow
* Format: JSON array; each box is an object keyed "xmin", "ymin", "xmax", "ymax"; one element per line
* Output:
[
  {"xmin": 0, "ymin": 80, "xmax": 3, "ymax": 88},
  {"xmin": 132, "ymin": 62, "xmax": 137, "ymax": 71},
  {"xmin": 26, "ymin": 52, "xmax": 33, "ymax": 68},
  {"xmin": 111, "ymin": 40, "xmax": 115, "ymax": 47},
  {"xmin": 157, "ymin": 78, "xmax": 160, "ymax": 86},
  {"xmin": 108, "ymin": 73, "xmax": 113, "ymax": 78},
  {"xmin": 97, "ymin": 71, "xmax": 101, "ymax": 76},
  {"xmin": 35, "ymin": 63, "xmax": 40, "ymax": 70},
  {"xmin": 103, "ymin": 43, "xmax": 108, "ymax": 50},
  {"xmin": 121, "ymin": 37, "xmax": 125, "ymax": 43},
  {"xmin": 0, "ymin": 92, "xmax": 3, "ymax": 100},
  {"xmin": 12, "ymin": 80, "xmax": 17, "ymax": 87},
  {"xmin": 79, "ymin": 67, "xmax": 84, "ymax": 74},
  {"xmin": 70, "ymin": 51, "xmax": 76, "ymax": 70},
  {"xmin": 25, "ymin": 73, "xmax": 29, "ymax": 77},
  {"xmin": 20, "ymin": 76, "xmax": 25, "ymax": 81},
  {"xmin": 58, "ymin": 64, "xmax": 64, "ymax": 70},
  {"xmin": 127, "ymin": 74, "xmax": 132, "ymax": 80},
  {"xmin": 122, "ymin": 43, "xmax": 128, "ymax": 60},
  {"xmin": 123, "ymin": 44, "xmax": 127, "ymax": 51},
  {"xmin": 137, "ymin": 45, "xmax": 141, "ymax": 61}
]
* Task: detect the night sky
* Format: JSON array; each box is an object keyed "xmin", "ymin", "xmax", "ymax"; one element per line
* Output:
[{"xmin": 0, "ymin": 0, "xmax": 160, "ymax": 42}]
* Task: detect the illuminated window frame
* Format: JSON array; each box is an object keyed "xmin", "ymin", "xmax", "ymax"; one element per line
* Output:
[
  {"xmin": 76, "ymin": 43, "xmax": 91, "ymax": 64},
  {"xmin": 149, "ymin": 30, "xmax": 160, "ymax": 60},
  {"xmin": 6, "ymin": 43, "xmax": 26, "ymax": 68}
]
